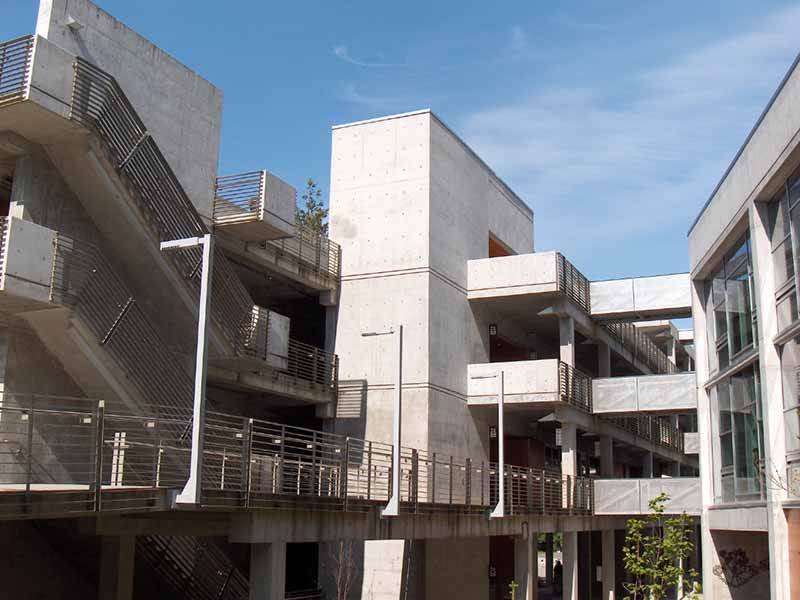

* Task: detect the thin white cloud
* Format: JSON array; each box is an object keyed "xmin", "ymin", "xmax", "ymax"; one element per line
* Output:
[
  {"xmin": 509, "ymin": 26, "xmax": 528, "ymax": 53},
  {"xmin": 333, "ymin": 45, "xmax": 403, "ymax": 68},
  {"xmin": 459, "ymin": 4, "xmax": 800, "ymax": 267},
  {"xmin": 336, "ymin": 83, "xmax": 404, "ymax": 112}
]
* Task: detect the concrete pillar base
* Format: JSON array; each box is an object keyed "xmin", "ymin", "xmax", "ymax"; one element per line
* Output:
[
  {"xmin": 562, "ymin": 531, "xmax": 578, "ymax": 600},
  {"xmin": 250, "ymin": 542, "xmax": 286, "ymax": 600},
  {"xmin": 514, "ymin": 532, "xmax": 539, "ymax": 600},
  {"xmin": 602, "ymin": 529, "xmax": 615, "ymax": 600},
  {"xmin": 98, "ymin": 535, "xmax": 135, "ymax": 600}
]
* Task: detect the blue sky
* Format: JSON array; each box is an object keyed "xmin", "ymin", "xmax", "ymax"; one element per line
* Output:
[{"xmin": 3, "ymin": 1, "xmax": 800, "ymax": 280}]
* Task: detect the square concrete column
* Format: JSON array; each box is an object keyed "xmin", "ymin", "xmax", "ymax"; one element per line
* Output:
[
  {"xmin": 599, "ymin": 436, "xmax": 614, "ymax": 478},
  {"xmin": 598, "ymin": 342, "xmax": 611, "ymax": 378},
  {"xmin": 559, "ymin": 316, "xmax": 575, "ymax": 367},
  {"xmin": 562, "ymin": 531, "xmax": 579, "ymax": 600},
  {"xmin": 250, "ymin": 542, "xmax": 286, "ymax": 600},
  {"xmin": 641, "ymin": 451, "xmax": 653, "ymax": 478},
  {"xmin": 98, "ymin": 535, "xmax": 135, "ymax": 600},
  {"xmin": 514, "ymin": 533, "xmax": 539, "ymax": 600},
  {"xmin": 545, "ymin": 534, "xmax": 554, "ymax": 586},
  {"xmin": 602, "ymin": 529, "xmax": 615, "ymax": 600},
  {"xmin": 561, "ymin": 422, "xmax": 577, "ymax": 510}
]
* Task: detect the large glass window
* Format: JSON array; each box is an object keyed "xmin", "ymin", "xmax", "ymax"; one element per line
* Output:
[
  {"xmin": 704, "ymin": 234, "xmax": 757, "ymax": 375},
  {"xmin": 780, "ymin": 339, "xmax": 800, "ymax": 456},
  {"xmin": 769, "ymin": 165, "xmax": 800, "ymax": 333},
  {"xmin": 711, "ymin": 364, "xmax": 765, "ymax": 504}
]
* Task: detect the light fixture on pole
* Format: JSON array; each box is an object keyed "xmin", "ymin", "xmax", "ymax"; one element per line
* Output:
[
  {"xmin": 470, "ymin": 370, "xmax": 505, "ymax": 518},
  {"xmin": 160, "ymin": 233, "xmax": 213, "ymax": 505},
  {"xmin": 361, "ymin": 325, "xmax": 403, "ymax": 517}
]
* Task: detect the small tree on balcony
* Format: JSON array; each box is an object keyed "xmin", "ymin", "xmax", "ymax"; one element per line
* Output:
[
  {"xmin": 296, "ymin": 178, "xmax": 328, "ymax": 235},
  {"xmin": 622, "ymin": 493, "xmax": 699, "ymax": 600}
]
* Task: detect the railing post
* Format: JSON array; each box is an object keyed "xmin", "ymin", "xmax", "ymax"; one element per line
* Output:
[
  {"xmin": 25, "ymin": 396, "xmax": 34, "ymax": 496},
  {"xmin": 311, "ymin": 431, "xmax": 318, "ymax": 496},
  {"xmin": 507, "ymin": 468, "xmax": 513, "ymax": 516},
  {"xmin": 94, "ymin": 400, "xmax": 105, "ymax": 512},
  {"xmin": 366, "ymin": 441, "xmax": 372, "ymax": 500},
  {"xmin": 243, "ymin": 418, "xmax": 254, "ymax": 508},
  {"xmin": 342, "ymin": 437, "xmax": 350, "ymax": 512},
  {"xmin": 480, "ymin": 460, "xmax": 485, "ymax": 506},
  {"xmin": 431, "ymin": 452, "xmax": 437, "ymax": 505},
  {"xmin": 312, "ymin": 348, "xmax": 319, "ymax": 387},
  {"xmin": 541, "ymin": 470, "xmax": 546, "ymax": 515},
  {"xmin": 527, "ymin": 468, "xmax": 533, "ymax": 513},
  {"xmin": 151, "ymin": 417, "xmax": 160, "ymax": 488},
  {"xmin": 465, "ymin": 458, "xmax": 472, "ymax": 507},
  {"xmin": 448, "ymin": 455, "xmax": 454, "ymax": 507},
  {"xmin": 278, "ymin": 425, "xmax": 285, "ymax": 495},
  {"xmin": 567, "ymin": 475, "xmax": 573, "ymax": 516},
  {"xmin": 411, "ymin": 449, "xmax": 419, "ymax": 513}
]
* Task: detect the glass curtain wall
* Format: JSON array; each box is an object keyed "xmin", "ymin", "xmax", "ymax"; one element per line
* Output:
[
  {"xmin": 704, "ymin": 233, "xmax": 764, "ymax": 503},
  {"xmin": 768, "ymin": 164, "xmax": 800, "ymax": 332}
]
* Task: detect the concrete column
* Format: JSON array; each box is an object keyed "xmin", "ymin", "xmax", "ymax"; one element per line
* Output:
[
  {"xmin": 250, "ymin": 542, "xmax": 286, "ymax": 600},
  {"xmin": 602, "ymin": 529, "xmax": 615, "ymax": 600},
  {"xmin": 641, "ymin": 451, "xmax": 653, "ymax": 478},
  {"xmin": 598, "ymin": 342, "xmax": 611, "ymax": 377},
  {"xmin": 562, "ymin": 531, "xmax": 579, "ymax": 600},
  {"xmin": 545, "ymin": 534, "xmax": 554, "ymax": 587},
  {"xmin": 666, "ymin": 337, "xmax": 677, "ymax": 365},
  {"xmin": 559, "ymin": 316, "xmax": 575, "ymax": 367},
  {"xmin": 599, "ymin": 436, "xmax": 613, "ymax": 478},
  {"xmin": 561, "ymin": 419, "xmax": 579, "ymax": 600},
  {"xmin": 98, "ymin": 535, "xmax": 135, "ymax": 600},
  {"xmin": 514, "ymin": 532, "xmax": 539, "ymax": 600}
]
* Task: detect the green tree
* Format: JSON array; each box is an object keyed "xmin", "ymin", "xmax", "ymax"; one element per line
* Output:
[
  {"xmin": 622, "ymin": 493, "xmax": 699, "ymax": 600},
  {"xmin": 295, "ymin": 178, "xmax": 328, "ymax": 235}
]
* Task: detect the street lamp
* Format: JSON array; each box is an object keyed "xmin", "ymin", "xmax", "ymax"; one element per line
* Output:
[
  {"xmin": 471, "ymin": 370, "xmax": 505, "ymax": 518},
  {"xmin": 160, "ymin": 233, "xmax": 213, "ymax": 505},
  {"xmin": 361, "ymin": 324, "xmax": 403, "ymax": 517}
]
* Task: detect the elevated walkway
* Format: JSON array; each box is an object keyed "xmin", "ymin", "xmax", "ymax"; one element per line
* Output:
[
  {"xmin": 593, "ymin": 478, "xmax": 701, "ymax": 516},
  {"xmin": 590, "ymin": 273, "xmax": 692, "ymax": 320},
  {"xmin": 592, "ymin": 372, "xmax": 697, "ymax": 415}
]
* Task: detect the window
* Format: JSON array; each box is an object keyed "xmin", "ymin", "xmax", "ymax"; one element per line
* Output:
[
  {"xmin": 768, "ymin": 165, "xmax": 800, "ymax": 333},
  {"xmin": 711, "ymin": 364, "xmax": 765, "ymax": 504},
  {"xmin": 780, "ymin": 339, "xmax": 800, "ymax": 455},
  {"xmin": 704, "ymin": 234, "xmax": 757, "ymax": 375}
]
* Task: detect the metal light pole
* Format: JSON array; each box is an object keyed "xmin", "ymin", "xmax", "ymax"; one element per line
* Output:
[
  {"xmin": 471, "ymin": 371, "xmax": 505, "ymax": 518},
  {"xmin": 362, "ymin": 324, "xmax": 403, "ymax": 517},
  {"xmin": 160, "ymin": 233, "xmax": 213, "ymax": 505}
]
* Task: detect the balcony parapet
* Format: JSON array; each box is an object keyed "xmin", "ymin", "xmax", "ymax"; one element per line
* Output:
[
  {"xmin": 467, "ymin": 252, "xmax": 590, "ymax": 313},
  {"xmin": 593, "ymin": 477, "xmax": 700, "ymax": 516},
  {"xmin": 213, "ymin": 170, "xmax": 295, "ymax": 241},
  {"xmin": 590, "ymin": 273, "xmax": 691, "ymax": 321},
  {"xmin": 468, "ymin": 359, "xmax": 591, "ymax": 411},
  {"xmin": 683, "ymin": 432, "xmax": 700, "ymax": 455},
  {"xmin": 0, "ymin": 35, "xmax": 33, "ymax": 108},
  {"xmin": 592, "ymin": 373, "xmax": 696, "ymax": 415}
]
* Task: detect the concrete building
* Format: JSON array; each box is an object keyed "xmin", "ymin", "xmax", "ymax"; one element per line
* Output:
[
  {"xmin": 0, "ymin": 1, "xmax": 702, "ymax": 600},
  {"xmin": 688, "ymin": 52, "xmax": 800, "ymax": 599}
]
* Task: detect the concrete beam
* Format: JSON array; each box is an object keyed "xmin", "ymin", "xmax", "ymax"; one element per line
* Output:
[
  {"xmin": 592, "ymin": 373, "xmax": 697, "ymax": 415},
  {"xmin": 593, "ymin": 478, "xmax": 701, "ymax": 516}
]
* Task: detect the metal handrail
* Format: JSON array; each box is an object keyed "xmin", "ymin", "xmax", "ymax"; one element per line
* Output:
[
  {"xmin": 49, "ymin": 232, "xmax": 194, "ymax": 420},
  {"xmin": 0, "ymin": 35, "xmax": 33, "ymax": 107},
  {"xmin": 263, "ymin": 221, "xmax": 342, "ymax": 285},
  {"xmin": 0, "ymin": 393, "xmax": 595, "ymax": 519},
  {"xmin": 558, "ymin": 361, "xmax": 592, "ymax": 411},
  {"xmin": 556, "ymin": 253, "xmax": 591, "ymax": 313},
  {"xmin": 603, "ymin": 415, "xmax": 685, "ymax": 453},
  {"xmin": 138, "ymin": 535, "xmax": 249, "ymax": 600},
  {"xmin": 67, "ymin": 56, "xmax": 337, "ymax": 394},
  {"xmin": 213, "ymin": 171, "xmax": 265, "ymax": 224},
  {"xmin": 603, "ymin": 321, "xmax": 678, "ymax": 375}
]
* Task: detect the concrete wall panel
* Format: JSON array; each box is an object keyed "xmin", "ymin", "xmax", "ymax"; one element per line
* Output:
[
  {"xmin": 467, "ymin": 252, "xmax": 559, "ymax": 299},
  {"xmin": 468, "ymin": 359, "xmax": 560, "ymax": 404},
  {"xmin": 2, "ymin": 217, "xmax": 56, "ymax": 303},
  {"xmin": 36, "ymin": 0, "xmax": 223, "ymax": 221}
]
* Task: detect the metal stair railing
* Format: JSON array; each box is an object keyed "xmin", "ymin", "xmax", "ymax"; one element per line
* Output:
[
  {"xmin": 137, "ymin": 535, "xmax": 249, "ymax": 600},
  {"xmin": 49, "ymin": 230, "xmax": 193, "ymax": 421},
  {"xmin": 603, "ymin": 320, "xmax": 678, "ymax": 375},
  {"xmin": 68, "ymin": 57, "xmax": 337, "ymax": 396}
]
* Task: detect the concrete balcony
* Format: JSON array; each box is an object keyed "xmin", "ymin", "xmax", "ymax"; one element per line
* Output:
[
  {"xmin": 593, "ymin": 478, "xmax": 701, "ymax": 516},
  {"xmin": 208, "ymin": 305, "xmax": 289, "ymax": 372},
  {"xmin": 213, "ymin": 171, "xmax": 295, "ymax": 242},
  {"xmin": 591, "ymin": 373, "xmax": 697, "ymax": 415},
  {"xmin": 467, "ymin": 251, "xmax": 590, "ymax": 313},
  {"xmin": 0, "ymin": 216, "xmax": 58, "ymax": 313},
  {"xmin": 590, "ymin": 273, "xmax": 691, "ymax": 320},
  {"xmin": 468, "ymin": 359, "xmax": 591, "ymax": 411}
]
